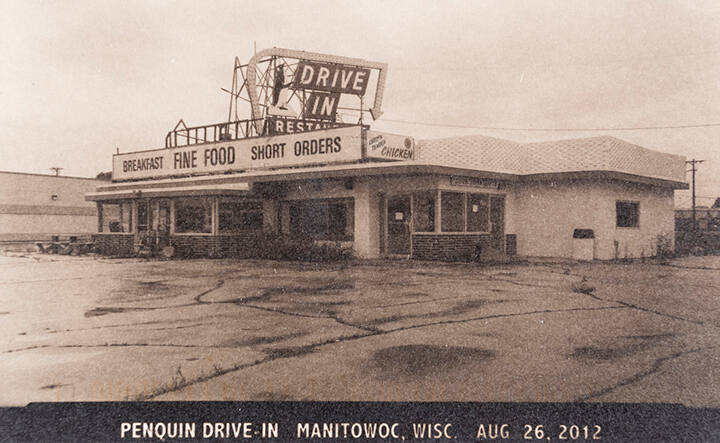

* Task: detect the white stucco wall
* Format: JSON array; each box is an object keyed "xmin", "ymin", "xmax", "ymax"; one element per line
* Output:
[
  {"xmin": 511, "ymin": 180, "xmax": 675, "ymax": 260},
  {"xmin": 264, "ymin": 174, "xmax": 676, "ymax": 261}
]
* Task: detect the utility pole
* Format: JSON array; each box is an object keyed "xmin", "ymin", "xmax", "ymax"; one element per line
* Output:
[
  {"xmin": 49, "ymin": 167, "xmax": 63, "ymax": 176},
  {"xmin": 686, "ymin": 159, "xmax": 704, "ymax": 231}
]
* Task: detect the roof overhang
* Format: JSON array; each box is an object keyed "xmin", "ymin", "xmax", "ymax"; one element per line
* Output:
[
  {"xmin": 86, "ymin": 182, "xmax": 250, "ymax": 201},
  {"xmin": 518, "ymin": 170, "xmax": 688, "ymax": 189},
  {"xmin": 92, "ymin": 162, "xmax": 518, "ymax": 194},
  {"xmin": 87, "ymin": 161, "xmax": 687, "ymax": 201}
]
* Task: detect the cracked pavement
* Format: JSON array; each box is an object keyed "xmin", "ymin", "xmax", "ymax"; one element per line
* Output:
[{"xmin": 1, "ymin": 254, "xmax": 719, "ymax": 406}]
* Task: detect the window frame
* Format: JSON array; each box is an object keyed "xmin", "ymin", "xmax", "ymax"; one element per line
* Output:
[
  {"xmin": 218, "ymin": 198, "xmax": 264, "ymax": 234},
  {"xmin": 440, "ymin": 191, "xmax": 465, "ymax": 232},
  {"xmin": 466, "ymin": 192, "xmax": 491, "ymax": 233},
  {"xmin": 98, "ymin": 200, "xmax": 134, "ymax": 234},
  {"xmin": 416, "ymin": 191, "xmax": 493, "ymax": 235},
  {"xmin": 173, "ymin": 197, "xmax": 214, "ymax": 235},
  {"xmin": 411, "ymin": 190, "xmax": 436, "ymax": 233},
  {"xmin": 616, "ymin": 200, "xmax": 640, "ymax": 229},
  {"xmin": 286, "ymin": 197, "xmax": 354, "ymax": 241}
]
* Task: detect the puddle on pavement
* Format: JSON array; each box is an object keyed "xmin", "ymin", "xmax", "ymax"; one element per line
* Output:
[
  {"xmin": 415, "ymin": 272, "xmax": 449, "ymax": 277},
  {"xmin": 366, "ymin": 299, "xmax": 509, "ymax": 325},
  {"xmin": 570, "ymin": 334, "xmax": 674, "ymax": 361},
  {"xmin": 236, "ymin": 281, "xmax": 355, "ymax": 305},
  {"xmin": 444, "ymin": 299, "xmax": 509, "ymax": 316},
  {"xmin": 136, "ymin": 280, "xmax": 170, "ymax": 289},
  {"xmin": 401, "ymin": 292, "xmax": 429, "ymax": 297},
  {"xmin": 85, "ymin": 307, "xmax": 134, "ymax": 317},
  {"xmin": 621, "ymin": 333, "xmax": 674, "ymax": 340},
  {"xmin": 105, "ymin": 279, "xmax": 178, "ymax": 303},
  {"xmin": 40, "ymin": 383, "xmax": 69, "ymax": 390},
  {"xmin": 369, "ymin": 345, "xmax": 496, "ymax": 380},
  {"xmin": 371, "ymin": 280, "xmax": 422, "ymax": 288},
  {"xmin": 290, "ymin": 302, "xmax": 349, "ymax": 316},
  {"xmin": 259, "ymin": 280, "xmax": 355, "ymax": 298},
  {"xmin": 219, "ymin": 332, "xmax": 306, "ymax": 348},
  {"xmin": 266, "ymin": 345, "xmax": 316, "ymax": 359},
  {"xmin": 571, "ymin": 281, "xmax": 595, "ymax": 295}
]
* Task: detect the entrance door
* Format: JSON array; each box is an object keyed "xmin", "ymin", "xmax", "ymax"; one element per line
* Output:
[
  {"xmin": 137, "ymin": 201, "xmax": 149, "ymax": 232},
  {"xmin": 387, "ymin": 195, "xmax": 411, "ymax": 255}
]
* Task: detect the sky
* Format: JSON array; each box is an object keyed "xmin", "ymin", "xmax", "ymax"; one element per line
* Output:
[{"xmin": 1, "ymin": 0, "xmax": 719, "ymax": 207}]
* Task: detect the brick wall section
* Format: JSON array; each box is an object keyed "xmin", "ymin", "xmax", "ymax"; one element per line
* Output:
[
  {"xmin": 93, "ymin": 233, "xmax": 262, "ymax": 258},
  {"xmin": 170, "ymin": 232, "xmax": 262, "ymax": 258},
  {"xmin": 412, "ymin": 234, "xmax": 503, "ymax": 261},
  {"xmin": 93, "ymin": 234, "xmax": 134, "ymax": 256}
]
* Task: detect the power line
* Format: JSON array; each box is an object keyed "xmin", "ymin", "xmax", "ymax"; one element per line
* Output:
[
  {"xmin": 686, "ymin": 159, "xmax": 705, "ymax": 230},
  {"xmin": 395, "ymin": 48, "xmax": 720, "ymax": 73},
  {"xmin": 381, "ymin": 118, "xmax": 720, "ymax": 132}
]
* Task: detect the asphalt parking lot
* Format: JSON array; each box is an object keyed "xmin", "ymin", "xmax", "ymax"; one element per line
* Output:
[{"xmin": 1, "ymin": 253, "xmax": 719, "ymax": 406}]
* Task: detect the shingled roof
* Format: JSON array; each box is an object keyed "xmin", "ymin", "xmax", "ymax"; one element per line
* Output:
[{"xmin": 416, "ymin": 134, "xmax": 687, "ymax": 184}]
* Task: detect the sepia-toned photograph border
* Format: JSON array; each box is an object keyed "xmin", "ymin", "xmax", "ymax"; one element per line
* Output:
[{"xmin": 1, "ymin": 1, "xmax": 719, "ymax": 440}]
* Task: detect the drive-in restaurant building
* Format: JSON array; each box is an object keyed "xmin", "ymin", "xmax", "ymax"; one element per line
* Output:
[{"xmin": 86, "ymin": 49, "xmax": 687, "ymax": 261}]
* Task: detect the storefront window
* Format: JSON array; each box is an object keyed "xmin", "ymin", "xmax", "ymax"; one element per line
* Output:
[
  {"xmin": 413, "ymin": 191, "xmax": 435, "ymax": 232},
  {"xmin": 467, "ymin": 193, "xmax": 490, "ymax": 232},
  {"xmin": 219, "ymin": 200, "xmax": 263, "ymax": 233},
  {"xmin": 288, "ymin": 198, "xmax": 354, "ymax": 241},
  {"xmin": 175, "ymin": 198, "xmax": 212, "ymax": 233},
  {"xmin": 441, "ymin": 192, "xmax": 464, "ymax": 232},
  {"xmin": 99, "ymin": 202, "xmax": 133, "ymax": 233}
]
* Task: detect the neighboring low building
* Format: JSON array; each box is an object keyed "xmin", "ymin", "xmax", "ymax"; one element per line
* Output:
[
  {"xmin": 0, "ymin": 171, "xmax": 100, "ymax": 242},
  {"xmin": 675, "ymin": 206, "xmax": 720, "ymax": 254},
  {"xmin": 87, "ymin": 129, "xmax": 688, "ymax": 261},
  {"xmin": 675, "ymin": 206, "xmax": 720, "ymax": 232}
]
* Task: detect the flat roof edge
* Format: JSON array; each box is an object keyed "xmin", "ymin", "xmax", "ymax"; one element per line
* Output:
[{"xmin": 91, "ymin": 163, "xmax": 688, "ymax": 194}]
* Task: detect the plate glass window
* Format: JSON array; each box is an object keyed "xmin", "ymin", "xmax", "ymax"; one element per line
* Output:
[
  {"xmin": 413, "ymin": 191, "xmax": 435, "ymax": 232},
  {"xmin": 288, "ymin": 198, "xmax": 354, "ymax": 241},
  {"xmin": 99, "ymin": 202, "xmax": 133, "ymax": 233},
  {"xmin": 441, "ymin": 192, "xmax": 464, "ymax": 232},
  {"xmin": 175, "ymin": 198, "xmax": 212, "ymax": 233},
  {"xmin": 467, "ymin": 193, "xmax": 490, "ymax": 232},
  {"xmin": 219, "ymin": 200, "xmax": 263, "ymax": 233}
]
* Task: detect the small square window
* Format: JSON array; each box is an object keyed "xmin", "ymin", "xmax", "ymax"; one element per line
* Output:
[{"xmin": 616, "ymin": 201, "xmax": 639, "ymax": 228}]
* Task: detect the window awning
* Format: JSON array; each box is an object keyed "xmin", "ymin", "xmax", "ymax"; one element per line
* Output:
[{"xmin": 85, "ymin": 182, "xmax": 250, "ymax": 201}]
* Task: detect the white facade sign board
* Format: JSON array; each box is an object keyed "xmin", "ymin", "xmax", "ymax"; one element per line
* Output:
[
  {"xmin": 113, "ymin": 126, "xmax": 363, "ymax": 181},
  {"xmin": 449, "ymin": 176, "xmax": 500, "ymax": 189},
  {"xmin": 365, "ymin": 131, "xmax": 416, "ymax": 161}
]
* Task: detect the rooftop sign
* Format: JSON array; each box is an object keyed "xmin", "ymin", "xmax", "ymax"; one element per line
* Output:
[
  {"xmin": 113, "ymin": 126, "xmax": 363, "ymax": 181},
  {"xmin": 245, "ymin": 48, "xmax": 388, "ymax": 133},
  {"xmin": 365, "ymin": 131, "xmax": 416, "ymax": 161},
  {"xmin": 293, "ymin": 61, "xmax": 371, "ymax": 95}
]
